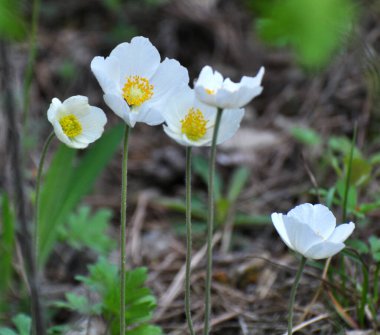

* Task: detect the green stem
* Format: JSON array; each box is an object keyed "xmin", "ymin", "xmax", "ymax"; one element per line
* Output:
[
  {"xmin": 185, "ymin": 146, "xmax": 195, "ymax": 335},
  {"xmin": 23, "ymin": 0, "xmax": 41, "ymax": 127},
  {"xmin": 342, "ymin": 122, "xmax": 357, "ymax": 223},
  {"xmin": 120, "ymin": 125, "xmax": 131, "ymax": 335},
  {"xmin": 203, "ymin": 108, "xmax": 223, "ymax": 335},
  {"xmin": 288, "ymin": 256, "xmax": 307, "ymax": 335},
  {"xmin": 34, "ymin": 131, "xmax": 54, "ymax": 266}
]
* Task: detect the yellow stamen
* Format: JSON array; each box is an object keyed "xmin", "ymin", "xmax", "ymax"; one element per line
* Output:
[
  {"xmin": 181, "ymin": 108, "xmax": 208, "ymax": 141},
  {"xmin": 122, "ymin": 75, "xmax": 154, "ymax": 107},
  {"xmin": 205, "ymin": 88, "xmax": 215, "ymax": 95},
  {"xmin": 59, "ymin": 114, "xmax": 82, "ymax": 138}
]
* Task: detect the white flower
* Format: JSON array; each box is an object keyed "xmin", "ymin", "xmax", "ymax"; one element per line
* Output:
[
  {"xmin": 47, "ymin": 96, "xmax": 107, "ymax": 149},
  {"xmin": 271, "ymin": 203, "xmax": 355, "ymax": 260},
  {"xmin": 161, "ymin": 86, "xmax": 244, "ymax": 147},
  {"xmin": 91, "ymin": 36, "xmax": 189, "ymax": 127},
  {"xmin": 194, "ymin": 65, "xmax": 265, "ymax": 109}
]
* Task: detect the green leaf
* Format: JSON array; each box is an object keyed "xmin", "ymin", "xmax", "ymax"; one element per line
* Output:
[
  {"xmin": 59, "ymin": 206, "xmax": 115, "ymax": 255},
  {"xmin": 12, "ymin": 314, "xmax": 31, "ymax": 335},
  {"xmin": 75, "ymin": 258, "xmax": 161, "ymax": 335},
  {"xmin": 347, "ymin": 157, "xmax": 372, "ymax": 187},
  {"xmin": 192, "ymin": 156, "xmax": 222, "ymax": 201},
  {"xmin": 346, "ymin": 239, "xmax": 369, "ymax": 255},
  {"xmin": 227, "ymin": 167, "xmax": 250, "ymax": 202},
  {"xmin": 0, "ymin": 193, "xmax": 15, "ymax": 311},
  {"xmin": 127, "ymin": 324, "xmax": 162, "ymax": 335},
  {"xmin": 290, "ymin": 126, "xmax": 322, "ymax": 146},
  {"xmin": 0, "ymin": 0, "xmax": 26, "ymax": 40},
  {"xmin": 38, "ymin": 124, "xmax": 124, "ymax": 266},
  {"xmin": 256, "ymin": 0, "xmax": 356, "ymax": 68},
  {"xmin": 0, "ymin": 329, "xmax": 17, "ymax": 335},
  {"xmin": 54, "ymin": 293, "xmax": 102, "ymax": 315}
]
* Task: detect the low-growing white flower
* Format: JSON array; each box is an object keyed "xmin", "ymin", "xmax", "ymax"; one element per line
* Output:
[
  {"xmin": 194, "ymin": 65, "xmax": 264, "ymax": 109},
  {"xmin": 162, "ymin": 87, "xmax": 244, "ymax": 147},
  {"xmin": 271, "ymin": 203, "xmax": 355, "ymax": 260},
  {"xmin": 47, "ymin": 95, "xmax": 107, "ymax": 149},
  {"xmin": 91, "ymin": 36, "xmax": 189, "ymax": 127}
]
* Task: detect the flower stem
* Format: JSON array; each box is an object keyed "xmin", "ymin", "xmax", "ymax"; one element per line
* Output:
[
  {"xmin": 34, "ymin": 131, "xmax": 55, "ymax": 266},
  {"xmin": 23, "ymin": 0, "xmax": 41, "ymax": 128},
  {"xmin": 203, "ymin": 108, "xmax": 223, "ymax": 335},
  {"xmin": 288, "ymin": 256, "xmax": 307, "ymax": 335},
  {"xmin": 185, "ymin": 146, "xmax": 195, "ymax": 335},
  {"xmin": 120, "ymin": 125, "xmax": 131, "ymax": 335}
]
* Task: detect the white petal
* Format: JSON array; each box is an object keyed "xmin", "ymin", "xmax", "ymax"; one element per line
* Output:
[
  {"xmin": 132, "ymin": 103, "xmax": 164, "ymax": 126},
  {"xmin": 271, "ymin": 213, "xmax": 293, "ymax": 249},
  {"xmin": 110, "ymin": 37, "xmax": 161, "ymax": 84},
  {"xmin": 327, "ymin": 222, "xmax": 355, "ymax": 243},
  {"xmin": 283, "ymin": 215, "xmax": 324, "ymax": 256},
  {"xmin": 163, "ymin": 125, "xmax": 189, "ymax": 146},
  {"xmin": 288, "ymin": 203, "xmax": 336, "ymax": 240},
  {"xmin": 103, "ymin": 94, "xmax": 132, "ymax": 126},
  {"xmin": 90, "ymin": 55, "xmax": 121, "ymax": 95},
  {"xmin": 303, "ymin": 241, "xmax": 345, "ymax": 260},
  {"xmin": 160, "ymin": 86, "xmax": 194, "ymax": 128},
  {"xmin": 47, "ymin": 98, "xmax": 62, "ymax": 123},
  {"xmin": 75, "ymin": 106, "xmax": 107, "ymax": 143},
  {"xmin": 52, "ymin": 120, "xmax": 88, "ymax": 149},
  {"xmin": 62, "ymin": 96, "xmax": 91, "ymax": 117},
  {"xmin": 150, "ymin": 58, "xmax": 189, "ymax": 103},
  {"xmin": 216, "ymin": 108, "xmax": 244, "ymax": 145},
  {"xmin": 194, "ymin": 85, "xmax": 218, "ymax": 107},
  {"xmin": 195, "ymin": 65, "xmax": 223, "ymax": 89}
]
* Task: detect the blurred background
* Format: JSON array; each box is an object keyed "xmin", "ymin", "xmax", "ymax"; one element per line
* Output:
[{"xmin": 1, "ymin": 0, "xmax": 380, "ymax": 334}]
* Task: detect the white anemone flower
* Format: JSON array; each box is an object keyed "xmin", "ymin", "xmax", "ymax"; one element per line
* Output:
[
  {"xmin": 90, "ymin": 36, "xmax": 189, "ymax": 128},
  {"xmin": 194, "ymin": 65, "xmax": 265, "ymax": 109},
  {"xmin": 162, "ymin": 87, "xmax": 244, "ymax": 147},
  {"xmin": 271, "ymin": 203, "xmax": 355, "ymax": 260},
  {"xmin": 47, "ymin": 95, "xmax": 107, "ymax": 149}
]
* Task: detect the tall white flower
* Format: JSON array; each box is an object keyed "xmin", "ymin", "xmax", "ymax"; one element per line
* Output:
[
  {"xmin": 47, "ymin": 95, "xmax": 107, "ymax": 149},
  {"xmin": 162, "ymin": 87, "xmax": 244, "ymax": 147},
  {"xmin": 194, "ymin": 65, "xmax": 264, "ymax": 109},
  {"xmin": 91, "ymin": 36, "xmax": 189, "ymax": 127},
  {"xmin": 271, "ymin": 203, "xmax": 355, "ymax": 260}
]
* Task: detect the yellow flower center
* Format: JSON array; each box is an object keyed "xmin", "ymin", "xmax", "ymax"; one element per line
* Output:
[
  {"xmin": 59, "ymin": 114, "xmax": 82, "ymax": 138},
  {"xmin": 180, "ymin": 108, "xmax": 208, "ymax": 141},
  {"xmin": 122, "ymin": 76, "xmax": 154, "ymax": 107},
  {"xmin": 205, "ymin": 88, "xmax": 215, "ymax": 95}
]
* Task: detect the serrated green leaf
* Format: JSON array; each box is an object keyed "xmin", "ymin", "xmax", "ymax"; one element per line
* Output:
[{"xmin": 59, "ymin": 206, "xmax": 115, "ymax": 255}]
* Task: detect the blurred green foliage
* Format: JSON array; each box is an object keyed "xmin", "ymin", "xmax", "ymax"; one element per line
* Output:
[
  {"xmin": 0, "ymin": 0, "xmax": 26, "ymax": 40},
  {"xmin": 58, "ymin": 206, "xmax": 115, "ymax": 256},
  {"xmin": 0, "ymin": 314, "xmax": 31, "ymax": 335},
  {"xmin": 252, "ymin": 0, "xmax": 357, "ymax": 68},
  {"xmin": 0, "ymin": 193, "xmax": 15, "ymax": 314},
  {"xmin": 38, "ymin": 124, "xmax": 124, "ymax": 267}
]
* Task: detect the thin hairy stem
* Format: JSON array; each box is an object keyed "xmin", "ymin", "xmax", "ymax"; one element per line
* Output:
[
  {"xmin": 288, "ymin": 256, "xmax": 307, "ymax": 335},
  {"xmin": 120, "ymin": 125, "xmax": 131, "ymax": 335},
  {"xmin": 34, "ymin": 131, "xmax": 54, "ymax": 265},
  {"xmin": 185, "ymin": 146, "xmax": 195, "ymax": 335},
  {"xmin": 203, "ymin": 108, "xmax": 223, "ymax": 335}
]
